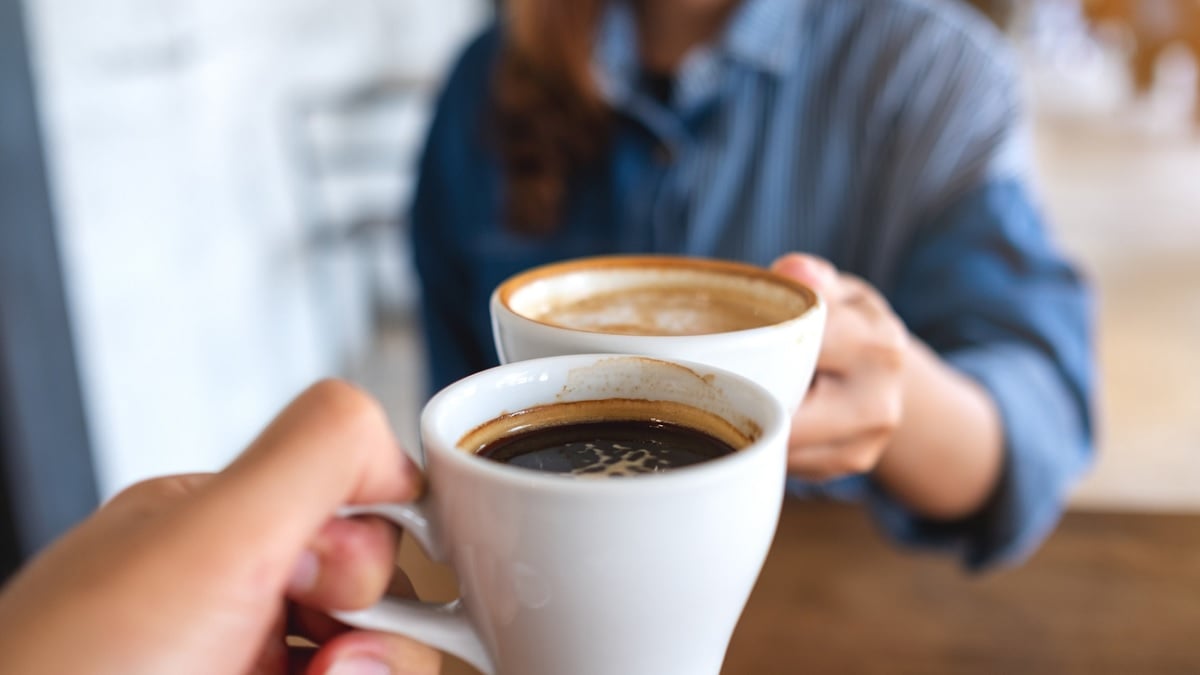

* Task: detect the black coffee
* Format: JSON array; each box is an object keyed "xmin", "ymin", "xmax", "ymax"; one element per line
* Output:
[{"xmin": 476, "ymin": 419, "xmax": 737, "ymax": 477}]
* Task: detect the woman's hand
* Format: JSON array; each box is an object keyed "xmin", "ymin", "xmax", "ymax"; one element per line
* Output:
[
  {"xmin": 0, "ymin": 380, "xmax": 441, "ymax": 675},
  {"xmin": 772, "ymin": 254, "xmax": 908, "ymax": 480},
  {"xmin": 772, "ymin": 253, "xmax": 1004, "ymax": 519}
]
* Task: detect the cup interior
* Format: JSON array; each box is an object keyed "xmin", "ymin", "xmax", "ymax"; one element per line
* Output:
[{"xmin": 421, "ymin": 354, "xmax": 786, "ymax": 479}]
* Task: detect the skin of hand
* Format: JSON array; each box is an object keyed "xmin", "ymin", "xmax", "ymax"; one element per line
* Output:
[
  {"xmin": 0, "ymin": 380, "xmax": 441, "ymax": 675},
  {"xmin": 772, "ymin": 254, "xmax": 1005, "ymax": 520}
]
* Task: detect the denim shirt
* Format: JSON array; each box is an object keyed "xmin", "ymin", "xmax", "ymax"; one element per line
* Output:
[{"xmin": 410, "ymin": 0, "xmax": 1095, "ymax": 570}]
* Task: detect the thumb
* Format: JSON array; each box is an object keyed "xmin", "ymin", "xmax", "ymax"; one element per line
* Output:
[
  {"xmin": 308, "ymin": 631, "xmax": 442, "ymax": 675},
  {"xmin": 179, "ymin": 379, "xmax": 423, "ymax": 589},
  {"xmin": 771, "ymin": 253, "xmax": 838, "ymax": 294}
]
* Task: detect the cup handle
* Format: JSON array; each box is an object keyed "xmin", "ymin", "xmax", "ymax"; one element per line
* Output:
[{"xmin": 331, "ymin": 503, "xmax": 495, "ymax": 675}]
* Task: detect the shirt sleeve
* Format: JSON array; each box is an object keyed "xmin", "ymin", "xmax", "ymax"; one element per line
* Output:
[
  {"xmin": 873, "ymin": 179, "xmax": 1096, "ymax": 571},
  {"xmin": 410, "ymin": 29, "xmax": 501, "ymax": 395},
  {"xmin": 863, "ymin": 9, "xmax": 1095, "ymax": 570}
]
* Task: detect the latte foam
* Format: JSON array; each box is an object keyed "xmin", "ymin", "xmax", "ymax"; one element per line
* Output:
[{"xmin": 533, "ymin": 286, "xmax": 794, "ymax": 336}]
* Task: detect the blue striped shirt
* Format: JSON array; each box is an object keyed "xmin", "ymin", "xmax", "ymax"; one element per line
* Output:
[{"xmin": 410, "ymin": 0, "xmax": 1094, "ymax": 570}]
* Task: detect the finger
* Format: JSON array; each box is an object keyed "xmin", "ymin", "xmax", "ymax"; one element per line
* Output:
[
  {"xmin": 786, "ymin": 431, "xmax": 890, "ymax": 480},
  {"xmin": 771, "ymin": 253, "xmax": 838, "ymax": 294},
  {"xmin": 813, "ymin": 308, "xmax": 864, "ymax": 373},
  {"xmin": 789, "ymin": 376, "xmax": 901, "ymax": 448},
  {"xmin": 248, "ymin": 603, "xmax": 289, "ymax": 675},
  {"xmin": 781, "ymin": 269, "xmax": 873, "ymax": 374},
  {"xmin": 790, "ymin": 377, "xmax": 859, "ymax": 447},
  {"xmin": 834, "ymin": 275, "xmax": 893, "ymax": 323},
  {"xmin": 288, "ymin": 604, "xmax": 349, "ymax": 646},
  {"xmin": 56, "ymin": 474, "xmax": 216, "ymax": 562},
  {"xmin": 288, "ymin": 567, "xmax": 420, "ymax": 645},
  {"xmin": 287, "ymin": 516, "xmax": 400, "ymax": 611},
  {"xmin": 171, "ymin": 380, "xmax": 424, "ymax": 592},
  {"xmin": 102, "ymin": 474, "xmax": 214, "ymax": 520},
  {"xmin": 812, "ymin": 282, "xmax": 906, "ymax": 375},
  {"xmin": 306, "ymin": 630, "xmax": 442, "ymax": 675},
  {"xmin": 786, "ymin": 443, "xmax": 844, "ymax": 481}
]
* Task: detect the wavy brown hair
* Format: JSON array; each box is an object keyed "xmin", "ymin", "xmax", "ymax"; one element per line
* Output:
[{"xmin": 494, "ymin": 0, "xmax": 611, "ymax": 234}]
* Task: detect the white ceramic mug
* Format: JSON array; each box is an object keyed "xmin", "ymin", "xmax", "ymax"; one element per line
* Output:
[
  {"xmin": 490, "ymin": 255, "xmax": 826, "ymax": 413},
  {"xmin": 334, "ymin": 354, "xmax": 790, "ymax": 675}
]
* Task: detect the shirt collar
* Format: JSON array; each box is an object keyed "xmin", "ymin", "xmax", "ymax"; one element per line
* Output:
[
  {"xmin": 593, "ymin": 0, "xmax": 807, "ymax": 108},
  {"xmin": 593, "ymin": 2, "xmax": 640, "ymax": 106},
  {"xmin": 724, "ymin": 0, "xmax": 808, "ymax": 75}
]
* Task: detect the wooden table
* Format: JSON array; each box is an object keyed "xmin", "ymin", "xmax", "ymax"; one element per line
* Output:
[
  {"xmin": 725, "ymin": 501, "xmax": 1200, "ymax": 674},
  {"xmin": 405, "ymin": 500, "xmax": 1200, "ymax": 674}
]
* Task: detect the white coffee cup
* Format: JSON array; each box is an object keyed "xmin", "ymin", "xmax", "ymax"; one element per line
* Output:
[
  {"xmin": 333, "ymin": 354, "xmax": 790, "ymax": 675},
  {"xmin": 490, "ymin": 255, "xmax": 826, "ymax": 413}
]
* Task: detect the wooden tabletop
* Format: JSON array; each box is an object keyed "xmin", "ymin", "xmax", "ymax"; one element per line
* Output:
[
  {"xmin": 405, "ymin": 500, "xmax": 1200, "ymax": 674},
  {"xmin": 725, "ymin": 501, "xmax": 1200, "ymax": 674}
]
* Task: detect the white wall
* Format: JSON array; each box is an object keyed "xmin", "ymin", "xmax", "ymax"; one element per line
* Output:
[{"xmin": 26, "ymin": 0, "xmax": 488, "ymax": 497}]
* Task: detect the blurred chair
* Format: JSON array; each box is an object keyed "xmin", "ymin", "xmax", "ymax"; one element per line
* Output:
[
  {"xmin": 286, "ymin": 0, "xmax": 492, "ymax": 370},
  {"xmin": 286, "ymin": 73, "xmax": 435, "ymax": 367}
]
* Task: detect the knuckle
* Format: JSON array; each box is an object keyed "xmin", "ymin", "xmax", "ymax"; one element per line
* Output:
[
  {"xmin": 304, "ymin": 379, "xmax": 388, "ymax": 435},
  {"xmin": 107, "ymin": 474, "xmax": 204, "ymax": 514},
  {"xmin": 840, "ymin": 274, "xmax": 869, "ymax": 293},
  {"xmin": 110, "ymin": 477, "xmax": 170, "ymax": 506}
]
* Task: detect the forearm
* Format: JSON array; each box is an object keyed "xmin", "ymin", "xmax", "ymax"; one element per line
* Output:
[{"xmin": 873, "ymin": 336, "xmax": 1005, "ymax": 521}]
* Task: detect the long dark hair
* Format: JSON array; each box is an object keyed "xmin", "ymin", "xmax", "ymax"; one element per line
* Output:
[{"xmin": 494, "ymin": 0, "xmax": 611, "ymax": 234}]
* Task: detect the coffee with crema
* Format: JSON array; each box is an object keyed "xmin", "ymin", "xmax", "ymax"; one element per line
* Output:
[{"xmin": 458, "ymin": 398, "xmax": 751, "ymax": 478}]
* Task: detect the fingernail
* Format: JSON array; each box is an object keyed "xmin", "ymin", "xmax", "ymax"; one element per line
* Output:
[
  {"xmin": 327, "ymin": 655, "xmax": 392, "ymax": 675},
  {"xmin": 287, "ymin": 549, "xmax": 319, "ymax": 594}
]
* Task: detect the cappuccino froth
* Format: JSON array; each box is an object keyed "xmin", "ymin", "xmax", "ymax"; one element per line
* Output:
[
  {"xmin": 533, "ymin": 286, "xmax": 794, "ymax": 336},
  {"xmin": 501, "ymin": 258, "xmax": 815, "ymax": 338}
]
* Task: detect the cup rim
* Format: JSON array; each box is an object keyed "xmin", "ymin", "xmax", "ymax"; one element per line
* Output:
[
  {"xmin": 419, "ymin": 354, "xmax": 790, "ymax": 495},
  {"xmin": 492, "ymin": 255, "xmax": 822, "ymax": 339}
]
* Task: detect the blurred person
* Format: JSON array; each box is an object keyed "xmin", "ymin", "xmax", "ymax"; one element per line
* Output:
[
  {"xmin": 411, "ymin": 0, "xmax": 1095, "ymax": 570},
  {"xmin": 0, "ymin": 380, "xmax": 440, "ymax": 675}
]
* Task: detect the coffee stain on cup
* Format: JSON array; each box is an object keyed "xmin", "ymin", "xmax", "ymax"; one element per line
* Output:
[{"xmin": 559, "ymin": 356, "xmax": 762, "ymax": 442}]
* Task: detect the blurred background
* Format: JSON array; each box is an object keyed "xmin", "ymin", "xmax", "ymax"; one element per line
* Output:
[
  {"xmin": 0, "ymin": 0, "xmax": 1197, "ymax": 636},
  {"xmin": 2, "ymin": 0, "xmax": 491, "ymax": 564}
]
